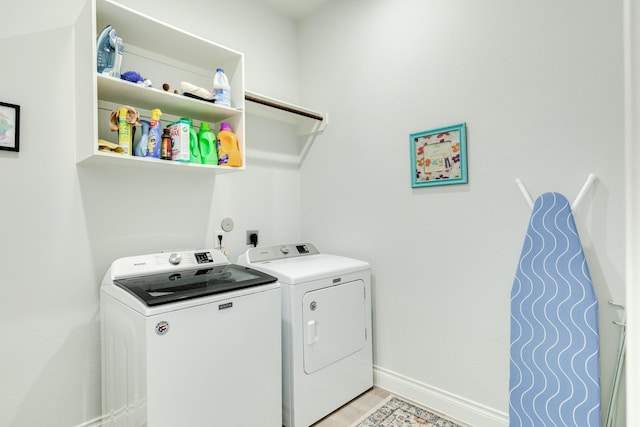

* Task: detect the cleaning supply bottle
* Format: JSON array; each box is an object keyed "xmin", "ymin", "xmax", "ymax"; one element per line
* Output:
[
  {"xmin": 161, "ymin": 128, "xmax": 172, "ymax": 160},
  {"xmin": 117, "ymin": 106, "xmax": 132, "ymax": 155},
  {"xmin": 134, "ymin": 120, "xmax": 150, "ymax": 157},
  {"xmin": 217, "ymin": 122, "xmax": 242, "ymax": 167},
  {"xmin": 186, "ymin": 118, "xmax": 201, "ymax": 163},
  {"xmin": 168, "ymin": 118, "xmax": 190, "ymax": 162},
  {"xmin": 146, "ymin": 108, "xmax": 162, "ymax": 158},
  {"xmin": 213, "ymin": 68, "xmax": 231, "ymax": 107},
  {"xmin": 198, "ymin": 122, "xmax": 218, "ymax": 165}
]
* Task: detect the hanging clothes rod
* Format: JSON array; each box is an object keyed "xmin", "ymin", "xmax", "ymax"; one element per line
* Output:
[
  {"xmin": 244, "ymin": 93, "xmax": 325, "ymax": 121},
  {"xmin": 515, "ymin": 173, "xmax": 597, "ymax": 211}
]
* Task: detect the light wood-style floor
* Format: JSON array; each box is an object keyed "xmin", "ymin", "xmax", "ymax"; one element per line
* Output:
[{"xmin": 310, "ymin": 386, "xmax": 391, "ymax": 427}]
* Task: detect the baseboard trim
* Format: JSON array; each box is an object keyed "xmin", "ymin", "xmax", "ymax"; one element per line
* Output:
[
  {"xmin": 78, "ymin": 368, "xmax": 509, "ymax": 427},
  {"xmin": 373, "ymin": 365, "xmax": 508, "ymax": 427}
]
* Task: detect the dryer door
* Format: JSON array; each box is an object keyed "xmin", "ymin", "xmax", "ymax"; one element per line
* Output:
[{"xmin": 302, "ymin": 279, "xmax": 366, "ymax": 374}]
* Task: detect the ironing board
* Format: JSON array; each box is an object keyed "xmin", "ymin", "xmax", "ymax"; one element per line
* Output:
[{"xmin": 509, "ymin": 192, "xmax": 600, "ymax": 426}]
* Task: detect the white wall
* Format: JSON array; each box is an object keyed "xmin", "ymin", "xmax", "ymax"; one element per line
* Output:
[
  {"xmin": 0, "ymin": 1, "xmax": 302, "ymax": 426},
  {"xmin": 298, "ymin": 0, "xmax": 626, "ymax": 424},
  {"xmin": 624, "ymin": 0, "xmax": 639, "ymax": 424}
]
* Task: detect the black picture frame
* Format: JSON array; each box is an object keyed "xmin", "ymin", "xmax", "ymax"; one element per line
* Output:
[{"xmin": 0, "ymin": 101, "xmax": 20, "ymax": 152}]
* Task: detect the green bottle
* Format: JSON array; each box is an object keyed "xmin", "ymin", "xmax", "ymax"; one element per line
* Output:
[
  {"xmin": 198, "ymin": 122, "xmax": 218, "ymax": 165},
  {"xmin": 185, "ymin": 118, "xmax": 201, "ymax": 163}
]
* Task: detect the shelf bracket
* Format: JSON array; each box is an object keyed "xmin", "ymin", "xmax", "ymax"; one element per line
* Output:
[
  {"xmin": 244, "ymin": 90, "xmax": 328, "ymax": 135},
  {"xmin": 244, "ymin": 90, "xmax": 328, "ymax": 166},
  {"xmin": 245, "ymin": 93, "xmax": 325, "ymax": 122}
]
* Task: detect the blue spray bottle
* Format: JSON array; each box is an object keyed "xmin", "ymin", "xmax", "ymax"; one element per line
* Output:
[
  {"xmin": 134, "ymin": 120, "xmax": 150, "ymax": 157},
  {"xmin": 146, "ymin": 109, "xmax": 162, "ymax": 158}
]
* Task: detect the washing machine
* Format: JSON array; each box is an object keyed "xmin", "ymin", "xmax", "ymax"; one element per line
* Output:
[
  {"xmin": 100, "ymin": 249, "xmax": 282, "ymax": 427},
  {"xmin": 237, "ymin": 243, "xmax": 373, "ymax": 427}
]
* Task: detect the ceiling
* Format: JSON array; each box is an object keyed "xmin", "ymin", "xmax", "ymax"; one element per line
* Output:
[{"xmin": 257, "ymin": 0, "xmax": 336, "ymax": 20}]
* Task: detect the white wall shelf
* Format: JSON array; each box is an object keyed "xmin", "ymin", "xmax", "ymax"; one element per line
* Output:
[
  {"xmin": 244, "ymin": 90, "xmax": 327, "ymax": 166},
  {"xmin": 245, "ymin": 90, "xmax": 327, "ymax": 136}
]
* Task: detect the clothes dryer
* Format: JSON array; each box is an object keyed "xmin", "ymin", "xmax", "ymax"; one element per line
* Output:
[{"xmin": 238, "ymin": 243, "xmax": 373, "ymax": 427}]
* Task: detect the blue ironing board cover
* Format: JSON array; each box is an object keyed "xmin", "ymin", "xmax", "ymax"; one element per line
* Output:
[{"xmin": 510, "ymin": 192, "xmax": 600, "ymax": 426}]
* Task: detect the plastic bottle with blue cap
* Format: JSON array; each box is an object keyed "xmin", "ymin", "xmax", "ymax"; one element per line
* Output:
[{"xmin": 213, "ymin": 68, "xmax": 231, "ymax": 107}]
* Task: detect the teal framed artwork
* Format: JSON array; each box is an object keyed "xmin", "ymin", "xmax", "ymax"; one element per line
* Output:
[{"xmin": 410, "ymin": 122, "xmax": 467, "ymax": 188}]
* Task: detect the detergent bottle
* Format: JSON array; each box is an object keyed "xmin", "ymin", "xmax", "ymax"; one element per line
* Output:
[
  {"xmin": 146, "ymin": 108, "xmax": 162, "ymax": 158},
  {"xmin": 117, "ymin": 106, "xmax": 132, "ymax": 155},
  {"xmin": 134, "ymin": 120, "xmax": 150, "ymax": 157},
  {"xmin": 198, "ymin": 122, "xmax": 218, "ymax": 165},
  {"xmin": 217, "ymin": 122, "xmax": 242, "ymax": 167},
  {"xmin": 186, "ymin": 118, "xmax": 201, "ymax": 163}
]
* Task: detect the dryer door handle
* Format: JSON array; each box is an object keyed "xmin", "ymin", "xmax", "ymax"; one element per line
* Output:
[{"xmin": 306, "ymin": 320, "xmax": 320, "ymax": 345}]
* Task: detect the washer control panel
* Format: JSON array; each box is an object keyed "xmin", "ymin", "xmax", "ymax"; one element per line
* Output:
[
  {"xmin": 242, "ymin": 243, "xmax": 320, "ymax": 263},
  {"xmin": 111, "ymin": 249, "xmax": 222, "ymax": 279}
]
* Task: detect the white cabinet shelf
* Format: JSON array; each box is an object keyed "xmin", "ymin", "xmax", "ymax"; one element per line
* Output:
[
  {"xmin": 74, "ymin": 0, "xmax": 245, "ymax": 173},
  {"xmin": 98, "ymin": 76, "xmax": 242, "ymax": 124}
]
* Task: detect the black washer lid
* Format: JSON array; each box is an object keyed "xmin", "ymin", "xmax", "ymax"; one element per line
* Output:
[{"xmin": 113, "ymin": 264, "xmax": 277, "ymax": 307}]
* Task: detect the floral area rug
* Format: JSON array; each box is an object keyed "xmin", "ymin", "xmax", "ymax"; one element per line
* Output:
[{"xmin": 350, "ymin": 395, "xmax": 465, "ymax": 427}]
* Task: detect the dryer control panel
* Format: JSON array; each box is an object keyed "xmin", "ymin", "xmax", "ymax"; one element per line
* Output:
[{"xmin": 240, "ymin": 243, "xmax": 321, "ymax": 263}]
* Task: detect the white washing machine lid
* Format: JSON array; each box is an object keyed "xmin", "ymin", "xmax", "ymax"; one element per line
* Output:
[{"xmin": 237, "ymin": 243, "xmax": 369, "ymax": 284}]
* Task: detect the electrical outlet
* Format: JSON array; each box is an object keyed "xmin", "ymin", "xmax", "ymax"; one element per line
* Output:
[{"xmin": 246, "ymin": 230, "xmax": 259, "ymax": 246}]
